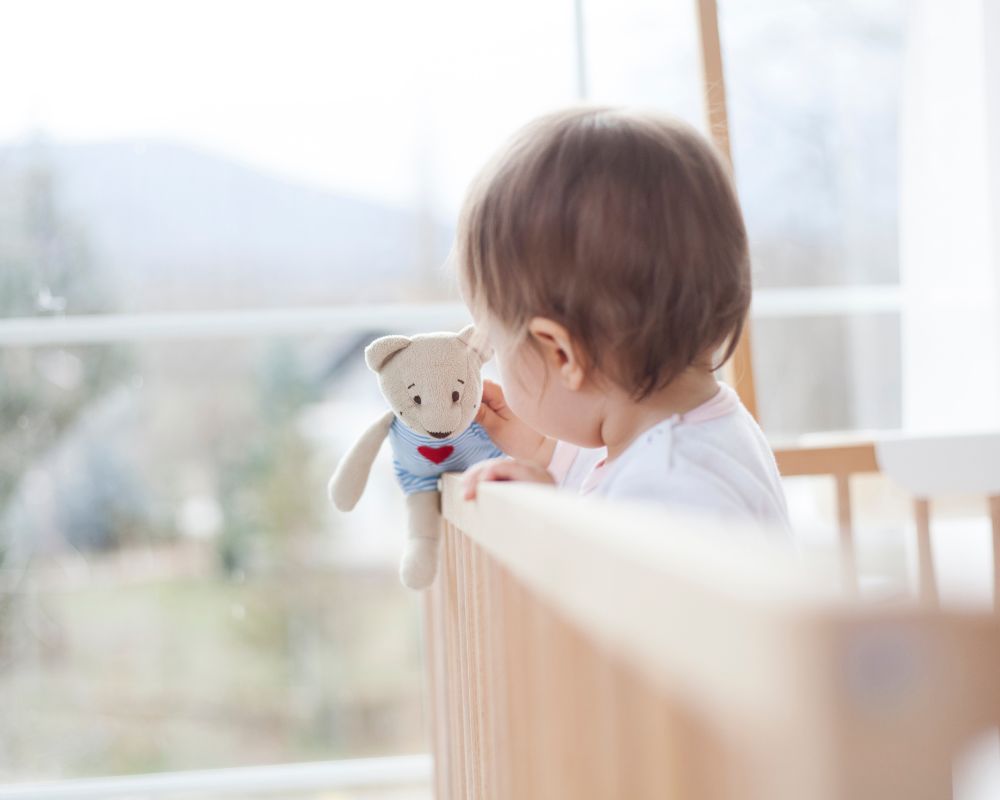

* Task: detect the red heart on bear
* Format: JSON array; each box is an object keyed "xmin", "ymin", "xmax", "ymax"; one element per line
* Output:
[{"xmin": 418, "ymin": 445, "xmax": 454, "ymax": 464}]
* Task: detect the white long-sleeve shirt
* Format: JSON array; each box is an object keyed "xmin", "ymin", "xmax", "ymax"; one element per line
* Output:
[{"xmin": 546, "ymin": 382, "xmax": 790, "ymax": 530}]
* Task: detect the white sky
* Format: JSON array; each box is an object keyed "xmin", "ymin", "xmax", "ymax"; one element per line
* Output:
[{"xmin": 0, "ymin": 0, "xmax": 702, "ymax": 216}]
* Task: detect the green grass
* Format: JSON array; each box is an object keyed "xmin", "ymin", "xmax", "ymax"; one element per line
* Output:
[{"xmin": 0, "ymin": 566, "xmax": 426, "ymax": 780}]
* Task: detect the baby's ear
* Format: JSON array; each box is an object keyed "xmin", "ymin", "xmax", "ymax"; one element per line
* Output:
[
  {"xmin": 365, "ymin": 335, "xmax": 412, "ymax": 373},
  {"xmin": 457, "ymin": 324, "xmax": 494, "ymax": 364}
]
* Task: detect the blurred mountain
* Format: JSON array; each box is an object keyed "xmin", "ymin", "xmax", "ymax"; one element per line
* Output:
[{"xmin": 0, "ymin": 139, "xmax": 454, "ymax": 311}]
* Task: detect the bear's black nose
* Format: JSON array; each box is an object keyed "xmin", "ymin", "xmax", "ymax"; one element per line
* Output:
[{"xmin": 428, "ymin": 431, "xmax": 452, "ymax": 439}]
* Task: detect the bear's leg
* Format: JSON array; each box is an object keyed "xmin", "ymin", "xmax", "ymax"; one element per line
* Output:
[{"xmin": 400, "ymin": 490, "xmax": 442, "ymax": 590}]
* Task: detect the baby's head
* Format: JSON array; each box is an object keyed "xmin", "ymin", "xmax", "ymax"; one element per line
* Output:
[{"xmin": 455, "ymin": 106, "xmax": 750, "ymax": 448}]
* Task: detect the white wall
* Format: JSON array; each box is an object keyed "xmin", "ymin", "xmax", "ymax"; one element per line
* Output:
[{"xmin": 899, "ymin": 0, "xmax": 1000, "ymax": 431}]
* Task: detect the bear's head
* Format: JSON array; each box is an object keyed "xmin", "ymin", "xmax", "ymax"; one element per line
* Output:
[{"xmin": 364, "ymin": 324, "xmax": 493, "ymax": 440}]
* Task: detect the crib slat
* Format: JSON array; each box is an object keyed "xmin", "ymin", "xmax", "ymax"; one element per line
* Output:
[
  {"xmin": 445, "ymin": 523, "xmax": 467, "ymax": 798},
  {"xmin": 990, "ymin": 495, "xmax": 1000, "ymax": 613},
  {"xmin": 913, "ymin": 498, "xmax": 939, "ymax": 606},
  {"xmin": 834, "ymin": 473, "xmax": 858, "ymax": 593}
]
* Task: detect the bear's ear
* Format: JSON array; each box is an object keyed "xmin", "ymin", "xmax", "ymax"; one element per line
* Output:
[
  {"xmin": 457, "ymin": 324, "xmax": 493, "ymax": 364},
  {"xmin": 365, "ymin": 335, "xmax": 412, "ymax": 373}
]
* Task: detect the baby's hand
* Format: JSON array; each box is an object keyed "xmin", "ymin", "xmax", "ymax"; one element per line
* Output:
[
  {"xmin": 461, "ymin": 456, "xmax": 556, "ymax": 501},
  {"xmin": 476, "ymin": 379, "xmax": 556, "ymax": 466}
]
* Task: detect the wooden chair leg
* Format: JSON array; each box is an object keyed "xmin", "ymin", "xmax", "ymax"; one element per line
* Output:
[
  {"xmin": 989, "ymin": 495, "xmax": 1000, "ymax": 614},
  {"xmin": 913, "ymin": 498, "xmax": 938, "ymax": 606},
  {"xmin": 834, "ymin": 473, "xmax": 858, "ymax": 594}
]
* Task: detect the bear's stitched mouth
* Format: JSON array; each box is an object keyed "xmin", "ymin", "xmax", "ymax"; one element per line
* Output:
[{"xmin": 428, "ymin": 431, "xmax": 452, "ymax": 440}]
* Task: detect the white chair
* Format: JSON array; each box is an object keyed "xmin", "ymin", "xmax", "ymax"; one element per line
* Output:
[{"xmin": 875, "ymin": 432, "xmax": 1000, "ymax": 608}]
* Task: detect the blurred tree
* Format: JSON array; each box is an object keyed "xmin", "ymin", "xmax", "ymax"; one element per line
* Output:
[
  {"xmin": 0, "ymin": 151, "xmax": 134, "ymax": 545},
  {"xmin": 217, "ymin": 340, "xmax": 323, "ymax": 575}
]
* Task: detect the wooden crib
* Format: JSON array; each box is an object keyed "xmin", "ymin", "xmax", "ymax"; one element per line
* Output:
[
  {"xmin": 422, "ymin": 468, "xmax": 1000, "ymax": 800},
  {"xmin": 417, "ymin": 1, "xmax": 1000, "ymax": 795}
]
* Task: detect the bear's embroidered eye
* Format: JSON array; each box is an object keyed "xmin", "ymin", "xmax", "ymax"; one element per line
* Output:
[
  {"xmin": 413, "ymin": 395, "xmax": 421, "ymax": 405},
  {"xmin": 452, "ymin": 390, "xmax": 459, "ymax": 402}
]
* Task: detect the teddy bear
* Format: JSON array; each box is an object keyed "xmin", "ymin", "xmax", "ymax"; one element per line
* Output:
[{"xmin": 327, "ymin": 324, "xmax": 504, "ymax": 589}]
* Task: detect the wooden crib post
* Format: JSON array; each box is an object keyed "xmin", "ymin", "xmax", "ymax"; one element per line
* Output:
[
  {"xmin": 913, "ymin": 498, "xmax": 939, "ymax": 606},
  {"xmin": 834, "ymin": 473, "xmax": 858, "ymax": 594},
  {"xmin": 695, "ymin": 0, "xmax": 758, "ymax": 420},
  {"xmin": 990, "ymin": 495, "xmax": 1000, "ymax": 613}
]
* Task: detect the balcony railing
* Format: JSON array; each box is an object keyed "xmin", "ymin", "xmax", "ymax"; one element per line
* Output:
[
  {"xmin": 424, "ymin": 472, "xmax": 1000, "ymax": 800},
  {"xmin": 0, "ymin": 755, "xmax": 432, "ymax": 799},
  {"xmin": 0, "ymin": 287, "xmax": 902, "ymax": 346}
]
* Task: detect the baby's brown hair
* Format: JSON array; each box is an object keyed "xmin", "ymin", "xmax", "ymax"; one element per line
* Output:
[{"xmin": 456, "ymin": 106, "xmax": 750, "ymax": 401}]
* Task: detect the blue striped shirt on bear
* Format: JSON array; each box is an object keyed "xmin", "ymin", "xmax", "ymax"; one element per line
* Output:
[{"xmin": 388, "ymin": 417, "xmax": 505, "ymax": 495}]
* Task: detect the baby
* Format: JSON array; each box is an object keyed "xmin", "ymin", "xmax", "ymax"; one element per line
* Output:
[{"xmin": 456, "ymin": 106, "xmax": 789, "ymax": 528}]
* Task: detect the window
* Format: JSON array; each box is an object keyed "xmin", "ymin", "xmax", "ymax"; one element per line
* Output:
[{"xmin": 0, "ymin": 0, "xmax": 931, "ymax": 794}]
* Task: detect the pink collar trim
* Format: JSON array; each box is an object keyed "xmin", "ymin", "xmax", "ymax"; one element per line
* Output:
[{"xmin": 678, "ymin": 382, "xmax": 739, "ymax": 424}]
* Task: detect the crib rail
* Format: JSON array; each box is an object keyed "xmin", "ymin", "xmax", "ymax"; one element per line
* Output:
[{"xmin": 423, "ymin": 472, "xmax": 1000, "ymax": 800}]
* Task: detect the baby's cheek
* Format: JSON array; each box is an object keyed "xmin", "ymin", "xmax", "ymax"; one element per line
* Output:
[
  {"xmin": 494, "ymin": 355, "xmax": 524, "ymax": 406},
  {"xmin": 497, "ymin": 356, "xmax": 546, "ymax": 428},
  {"xmin": 492, "ymin": 348, "xmax": 511, "ymax": 386}
]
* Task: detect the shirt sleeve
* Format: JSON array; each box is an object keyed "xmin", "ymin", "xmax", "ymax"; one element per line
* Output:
[{"xmin": 546, "ymin": 439, "xmax": 580, "ymax": 486}]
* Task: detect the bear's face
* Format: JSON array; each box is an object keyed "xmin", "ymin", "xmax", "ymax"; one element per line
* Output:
[{"xmin": 364, "ymin": 325, "xmax": 492, "ymax": 440}]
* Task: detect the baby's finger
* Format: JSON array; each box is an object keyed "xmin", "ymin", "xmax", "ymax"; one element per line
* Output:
[
  {"xmin": 463, "ymin": 458, "xmax": 556, "ymax": 500},
  {"xmin": 481, "ymin": 379, "xmax": 504, "ymax": 404},
  {"xmin": 479, "ymin": 459, "xmax": 547, "ymax": 484},
  {"xmin": 460, "ymin": 460, "xmax": 491, "ymax": 499},
  {"xmin": 476, "ymin": 381, "xmax": 507, "ymax": 426},
  {"xmin": 478, "ymin": 460, "xmax": 518, "ymax": 482},
  {"xmin": 480, "ymin": 380, "xmax": 509, "ymax": 415},
  {"xmin": 475, "ymin": 404, "xmax": 504, "ymax": 434},
  {"xmin": 462, "ymin": 475, "xmax": 479, "ymax": 500},
  {"xmin": 461, "ymin": 457, "xmax": 507, "ymax": 500},
  {"xmin": 475, "ymin": 397, "xmax": 494, "ymax": 425}
]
